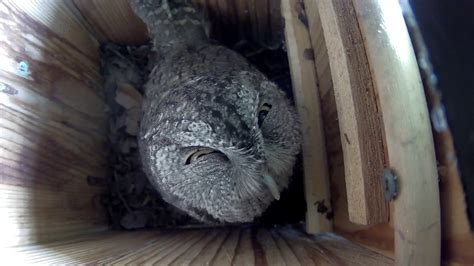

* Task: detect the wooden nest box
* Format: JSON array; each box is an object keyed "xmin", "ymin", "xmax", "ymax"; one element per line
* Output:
[{"xmin": 0, "ymin": 0, "xmax": 472, "ymax": 265}]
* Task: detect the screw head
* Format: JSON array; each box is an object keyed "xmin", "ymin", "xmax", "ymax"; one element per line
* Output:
[{"xmin": 382, "ymin": 168, "xmax": 398, "ymax": 201}]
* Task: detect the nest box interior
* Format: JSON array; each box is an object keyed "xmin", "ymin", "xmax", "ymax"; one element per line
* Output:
[{"xmin": 1, "ymin": 0, "xmax": 472, "ymax": 265}]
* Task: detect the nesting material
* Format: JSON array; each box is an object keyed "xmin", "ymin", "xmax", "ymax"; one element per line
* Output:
[{"xmin": 101, "ymin": 44, "xmax": 196, "ymax": 229}]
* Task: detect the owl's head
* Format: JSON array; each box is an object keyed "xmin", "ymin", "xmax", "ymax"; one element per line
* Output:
[{"xmin": 140, "ymin": 71, "xmax": 301, "ymax": 223}]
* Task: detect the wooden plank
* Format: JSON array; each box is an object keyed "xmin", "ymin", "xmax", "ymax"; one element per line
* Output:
[
  {"xmin": 311, "ymin": 0, "xmax": 387, "ymax": 225},
  {"xmin": 281, "ymin": 0, "xmax": 333, "ymax": 234},
  {"xmin": 254, "ymin": 0, "xmax": 269, "ymax": 45},
  {"xmin": 146, "ymin": 231, "xmax": 206, "ymax": 265},
  {"xmin": 257, "ymin": 229, "xmax": 285, "ymax": 266},
  {"xmin": 440, "ymin": 146, "xmax": 474, "ymax": 265},
  {"xmin": 73, "ymin": 0, "xmax": 148, "ymax": 44},
  {"xmin": 314, "ymin": 233, "xmax": 393, "ymax": 266},
  {"xmin": 320, "ymin": 1, "xmax": 452, "ymax": 262},
  {"xmin": 211, "ymin": 228, "xmax": 240, "ymax": 265},
  {"xmin": 189, "ymin": 230, "xmax": 230, "ymax": 265},
  {"xmin": 299, "ymin": 0, "xmax": 394, "ymax": 255},
  {"xmin": 351, "ymin": 1, "xmax": 441, "ymax": 265},
  {"xmin": 276, "ymin": 232, "xmax": 323, "ymax": 265},
  {"xmin": 102, "ymin": 231, "xmax": 188, "ymax": 265},
  {"xmin": 5, "ymin": 0, "xmax": 100, "ymax": 61},
  {"xmin": 234, "ymin": 0, "xmax": 251, "ymax": 40},
  {"xmin": 170, "ymin": 230, "xmax": 219, "ymax": 266},
  {"xmin": 246, "ymin": 0, "xmax": 259, "ymax": 44},
  {"xmin": 0, "ymin": 1, "xmax": 108, "ymax": 247},
  {"xmin": 232, "ymin": 229, "xmax": 255, "ymax": 265},
  {"xmin": 268, "ymin": 0, "xmax": 283, "ymax": 49},
  {"xmin": 280, "ymin": 230, "xmax": 393, "ymax": 266},
  {"xmin": 271, "ymin": 229, "xmax": 301, "ymax": 265},
  {"xmin": 401, "ymin": 3, "xmax": 474, "ymax": 264},
  {"xmin": 201, "ymin": 0, "xmax": 282, "ymax": 47},
  {"xmin": 35, "ymin": 232, "xmax": 159, "ymax": 264},
  {"xmin": 72, "ymin": 0, "xmax": 283, "ymax": 46},
  {"xmin": 5, "ymin": 229, "xmax": 394, "ymax": 264},
  {"xmin": 295, "ymin": 0, "xmax": 381, "ymax": 251}
]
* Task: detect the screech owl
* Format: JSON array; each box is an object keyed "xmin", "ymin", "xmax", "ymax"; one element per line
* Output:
[{"xmin": 132, "ymin": 0, "xmax": 301, "ymax": 223}]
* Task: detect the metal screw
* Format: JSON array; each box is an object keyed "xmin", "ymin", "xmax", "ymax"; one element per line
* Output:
[
  {"xmin": 17, "ymin": 60, "xmax": 29, "ymax": 77},
  {"xmin": 382, "ymin": 168, "xmax": 398, "ymax": 201}
]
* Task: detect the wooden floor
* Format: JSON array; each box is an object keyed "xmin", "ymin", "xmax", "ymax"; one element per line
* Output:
[{"xmin": 5, "ymin": 228, "xmax": 392, "ymax": 265}]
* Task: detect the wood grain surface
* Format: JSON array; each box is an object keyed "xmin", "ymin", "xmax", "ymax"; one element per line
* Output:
[
  {"xmin": 310, "ymin": 0, "xmax": 387, "ymax": 226},
  {"xmin": 72, "ymin": 0, "xmax": 284, "ymax": 47},
  {"xmin": 281, "ymin": 0, "xmax": 333, "ymax": 234},
  {"xmin": 0, "ymin": 0, "xmax": 108, "ymax": 247},
  {"xmin": 352, "ymin": 1, "xmax": 441, "ymax": 265},
  {"xmin": 5, "ymin": 228, "xmax": 393, "ymax": 265}
]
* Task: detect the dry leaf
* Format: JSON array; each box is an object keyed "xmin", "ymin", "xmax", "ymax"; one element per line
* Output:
[{"xmin": 115, "ymin": 83, "xmax": 143, "ymax": 109}]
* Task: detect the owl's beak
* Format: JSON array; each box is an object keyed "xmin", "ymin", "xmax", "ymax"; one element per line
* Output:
[{"xmin": 263, "ymin": 174, "xmax": 280, "ymax": 200}]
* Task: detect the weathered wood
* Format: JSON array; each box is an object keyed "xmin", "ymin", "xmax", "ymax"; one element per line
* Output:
[
  {"xmin": 312, "ymin": 0, "xmax": 387, "ymax": 225},
  {"xmin": 279, "ymin": 230, "xmax": 394, "ymax": 266},
  {"xmin": 71, "ymin": 0, "xmax": 283, "ymax": 47},
  {"xmin": 297, "ymin": 0, "xmax": 378, "ymax": 251},
  {"xmin": 187, "ymin": 230, "xmax": 229, "ymax": 265},
  {"xmin": 438, "ymin": 142, "xmax": 474, "ymax": 265},
  {"xmin": 72, "ymin": 0, "xmax": 148, "ymax": 44},
  {"xmin": 271, "ymin": 230, "xmax": 301, "ymax": 265},
  {"xmin": 5, "ymin": 0, "xmax": 100, "ymax": 60},
  {"xmin": 441, "ymin": 171, "xmax": 474, "ymax": 265},
  {"xmin": 351, "ymin": 1, "xmax": 441, "ymax": 265},
  {"xmin": 151, "ymin": 231, "xmax": 208, "ymax": 265},
  {"xmin": 304, "ymin": 1, "xmax": 468, "ymax": 263},
  {"xmin": 257, "ymin": 229, "xmax": 286, "ymax": 266},
  {"xmin": 280, "ymin": 232, "xmax": 328, "ymax": 265},
  {"xmin": 211, "ymin": 228, "xmax": 241, "ymax": 265},
  {"xmin": 99, "ymin": 231, "xmax": 188, "ymax": 265},
  {"xmin": 281, "ymin": 0, "xmax": 333, "ymax": 234},
  {"xmin": 402, "ymin": 3, "xmax": 474, "ymax": 264},
  {"xmin": 5, "ymin": 229, "xmax": 394, "ymax": 265},
  {"xmin": 232, "ymin": 229, "xmax": 255, "ymax": 265},
  {"xmin": 168, "ymin": 231, "xmax": 218, "ymax": 265},
  {"xmin": 0, "ymin": 0, "xmax": 108, "ymax": 247},
  {"xmin": 299, "ymin": 0, "xmax": 393, "ymax": 253}
]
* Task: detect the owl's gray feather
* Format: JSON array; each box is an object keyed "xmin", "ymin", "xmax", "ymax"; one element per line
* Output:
[{"xmin": 132, "ymin": 0, "xmax": 301, "ymax": 223}]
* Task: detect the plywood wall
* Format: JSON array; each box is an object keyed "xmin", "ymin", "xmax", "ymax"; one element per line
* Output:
[{"xmin": 0, "ymin": 0, "xmax": 108, "ymax": 247}]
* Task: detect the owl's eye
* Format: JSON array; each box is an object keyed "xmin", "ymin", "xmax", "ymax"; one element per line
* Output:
[
  {"xmin": 184, "ymin": 148, "xmax": 218, "ymax": 165},
  {"xmin": 258, "ymin": 103, "xmax": 272, "ymax": 127}
]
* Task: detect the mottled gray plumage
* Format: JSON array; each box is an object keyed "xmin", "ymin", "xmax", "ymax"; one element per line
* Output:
[{"xmin": 132, "ymin": 0, "xmax": 301, "ymax": 223}]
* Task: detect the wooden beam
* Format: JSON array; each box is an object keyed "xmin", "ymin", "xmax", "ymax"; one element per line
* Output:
[
  {"xmin": 311, "ymin": 0, "xmax": 388, "ymax": 225},
  {"xmin": 352, "ymin": 1, "xmax": 441, "ymax": 265},
  {"xmin": 281, "ymin": 0, "xmax": 333, "ymax": 234}
]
